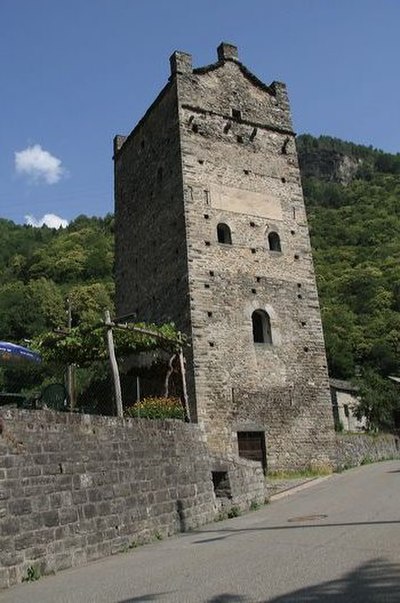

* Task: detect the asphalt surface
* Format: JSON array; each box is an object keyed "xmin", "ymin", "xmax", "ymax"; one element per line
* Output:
[{"xmin": 1, "ymin": 460, "xmax": 399, "ymax": 602}]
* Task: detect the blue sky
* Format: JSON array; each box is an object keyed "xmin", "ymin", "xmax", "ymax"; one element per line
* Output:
[{"xmin": 1, "ymin": 0, "xmax": 399, "ymax": 226}]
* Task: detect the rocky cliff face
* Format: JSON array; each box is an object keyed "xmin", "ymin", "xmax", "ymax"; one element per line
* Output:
[{"xmin": 297, "ymin": 147, "xmax": 361, "ymax": 185}]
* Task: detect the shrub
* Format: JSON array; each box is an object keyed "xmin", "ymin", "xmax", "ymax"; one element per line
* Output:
[{"xmin": 124, "ymin": 396, "xmax": 185, "ymax": 420}]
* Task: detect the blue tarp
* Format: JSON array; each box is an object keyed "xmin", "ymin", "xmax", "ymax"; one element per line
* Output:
[{"xmin": 0, "ymin": 341, "xmax": 41, "ymax": 364}]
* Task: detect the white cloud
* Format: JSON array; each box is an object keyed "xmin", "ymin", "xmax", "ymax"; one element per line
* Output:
[
  {"xmin": 15, "ymin": 144, "xmax": 66, "ymax": 184},
  {"xmin": 25, "ymin": 213, "xmax": 69, "ymax": 229}
]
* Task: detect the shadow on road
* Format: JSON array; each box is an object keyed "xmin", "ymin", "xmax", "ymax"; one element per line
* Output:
[
  {"xmin": 118, "ymin": 594, "xmax": 172, "ymax": 602},
  {"xmin": 207, "ymin": 596, "xmax": 250, "ymax": 602},
  {"xmin": 118, "ymin": 594, "xmax": 250, "ymax": 603},
  {"xmin": 191, "ymin": 519, "xmax": 400, "ymax": 544},
  {"xmin": 266, "ymin": 558, "xmax": 400, "ymax": 602}
]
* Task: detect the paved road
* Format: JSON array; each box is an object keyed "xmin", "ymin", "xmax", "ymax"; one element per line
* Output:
[{"xmin": 1, "ymin": 461, "xmax": 400, "ymax": 602}]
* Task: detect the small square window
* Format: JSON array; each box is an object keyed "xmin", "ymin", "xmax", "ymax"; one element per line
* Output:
[{"xmin": 232, "ymin": 108, "xmax": 242, "ymax": 120}]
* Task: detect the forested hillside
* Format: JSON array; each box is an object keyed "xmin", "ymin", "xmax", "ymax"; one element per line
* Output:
[
  {"xmin": 0, "ymin": 135, "xmax": 399, "ymax": 427},
  {"xmin": 0, "ymin": 214, "xmax": 115, "ymax": 340},
  {"xmin": 297, "ymin": 135, "xmax": 400, "ymax": 427}
]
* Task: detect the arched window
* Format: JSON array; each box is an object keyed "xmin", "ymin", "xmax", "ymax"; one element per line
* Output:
[
  {"xmin": 268, "ymin": 231, "xmax": 281, "ymax": 252},
  {"xmin": 217, "ymin": 223, "xmax": 232, "ymax": 245},
  {"xmin": 252, "ymin": 310, "xmax": 272, "ymax": 344}
]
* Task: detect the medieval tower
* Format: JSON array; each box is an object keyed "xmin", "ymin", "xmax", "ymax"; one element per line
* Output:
[{"xmin": 114, "ymin": 43, "xmax": 335, "ymax": 471}]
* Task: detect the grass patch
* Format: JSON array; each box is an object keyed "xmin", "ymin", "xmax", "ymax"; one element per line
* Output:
[
  {"xmin": 250, "ymin": 500, "xmax": 262, "ymax": 511},
  {"xmin": 22, "ymin": 565, "xmax": 41, "ymax": 582},
  {"xmin": 215, "ymin": 505, "xmax": 241, "ymax": 521},
  {"xmin": 227, "ymin": 506, "xmax": 241, "ymax": 518}
]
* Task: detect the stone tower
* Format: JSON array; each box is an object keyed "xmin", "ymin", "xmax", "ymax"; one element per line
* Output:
[{"xmin": 114, "ymin": 43, "xmax": 335, "ymax": 471}]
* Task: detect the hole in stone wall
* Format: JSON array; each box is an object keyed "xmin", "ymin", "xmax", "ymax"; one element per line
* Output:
[
  {"xmin": 198, "ymin": 159, "xmax": 204, "ymax": 165},
  {"xmin": 237, "ymin": 135, "xmax": 243, "ymax": 144},
  {"xmin": 291, "ymin": 230, "xmax": 296, "ymax": 235},
  {"xmin": 281, "ymin": 177, "xmax": 286, "ymax": 183},
  {"xmin": 212, "ymin": 471, "xmax": 232, "ymax": 499},
  {"xmin": 204, "ymin": 214, "xmax": 209, "ymax": 219},
  {"xmin": 301, "ymin": 321, "xmax": 307, "ymax": 327},
  {"xmin": 304, "ymin": 346, "xmax": 309, "ymax": 352},
  {"xmin": 251, "ymin": 288, "xmax": 257, "ymax": 294},
  {"xmin": 297, "ymin": 294, "xmax": 302, "ymax": 299},
  {"xmin": 232, "ymin": 108, "xmax": 242, "ymax": 120},
  {"xmin": 294, "ymin": 254, "xmax": 300, "ymax": 260},
  {"xmin": 204, "ymin": 283, "xmax": 210, "ymax": 289},
  {"xmin": 141, "ymin": 140, "xmax": 145, "ymax": 149},
  {"xmin": 282, "ymin": 137, "xmax": 290, "ymax": 154},
  {"xmin": 251, "ymin": 248, "xmax": 256, "ymax": 254},
  {"xmin": 192, "ymin": 124, "xmax": 199, "ymax": 133},
  {"xmin": 244, "ymin": 169, "xmax": 250, "ymax": 175},
  {"xmin": 209, "ymin": 271, "xmax": 214, "ymax": 277},
  {"xmin": 250, "ymin": 127, "xmax": 257, "ymax": 141},
  {"xmin": 209, "ymin": 342, "xmax": 215, "ymax": 348},
  {"xmin": 205, "ymin": 241, "xmax": 211, "ymax": 246},
  {"xmin": 250, "ymin": 221, "xmax": 255, "ymax": 227},
  {"xmin": 223, "ymin": 122, "xmax": 231, "ymax": 133},
  {"xmin": 207, "ymin": 311, "xmax": 213, "ymax": 317},
  {"xmin": 256, "ymin": 277, "xmax": 261, "ymax": 283}
]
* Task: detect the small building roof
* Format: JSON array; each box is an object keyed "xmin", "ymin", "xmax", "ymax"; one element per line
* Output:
[{"xmin": 329, "ymin": 378, "xmax": 359, "ymax": 393}]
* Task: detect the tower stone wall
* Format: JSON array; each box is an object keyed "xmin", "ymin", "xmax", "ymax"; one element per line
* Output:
[{"xmin": 114, "ymin": 44, "xmax": 335, "ymax": 470}]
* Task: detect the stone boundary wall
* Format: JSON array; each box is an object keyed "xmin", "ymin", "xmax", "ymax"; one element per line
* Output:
[
  {"xmin": 0, "ymin": 409, "xmax": 216, "ymax": 588},
  {"xmin": 0, "ymin": 409, "xmax": 266, "ymax": 589},
  {"xmin": 336, "ymin": 433, "xmax": 400, "ymax": 470},
  {"xmin": 211, "ymin": 456, "xmax": 266, "ymax": 514}
]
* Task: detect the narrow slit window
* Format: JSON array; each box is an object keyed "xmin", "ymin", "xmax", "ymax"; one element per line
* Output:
[
  {"xmin": 252, "ymin": 310, "xmax": 272, "ymax": 344},
  {"xmin": 217, "ymin": 223, "xmax": 232, "ymax": 245}
]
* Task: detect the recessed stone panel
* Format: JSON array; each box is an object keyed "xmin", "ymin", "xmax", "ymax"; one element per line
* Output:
[{"xmin": 210, "ymin": 183, "xmax": 283, "ymax": 220}]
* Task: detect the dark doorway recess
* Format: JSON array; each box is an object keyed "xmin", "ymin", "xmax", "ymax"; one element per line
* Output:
[{"xmin": 237, "ymin": 431, "xmax": 266, "ymax": 473}]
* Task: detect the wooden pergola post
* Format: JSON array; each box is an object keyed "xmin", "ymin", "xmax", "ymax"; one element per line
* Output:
[{"xmin": 105, "ymin": 310, "xmax": 123, "ymax": 418}]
